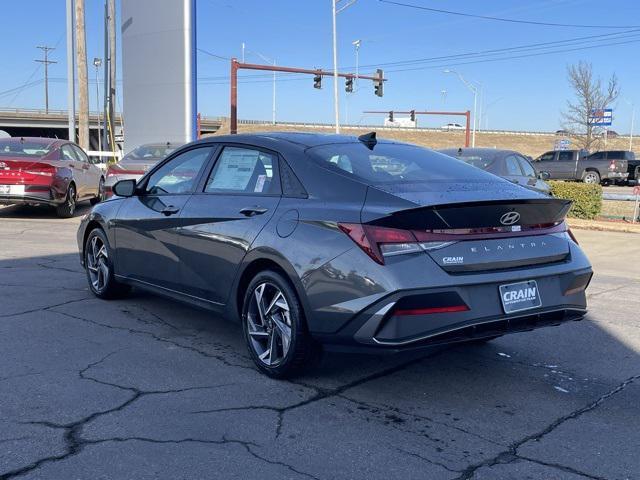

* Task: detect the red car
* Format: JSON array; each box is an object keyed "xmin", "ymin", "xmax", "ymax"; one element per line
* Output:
[{"xmin": 0, "ymin": 137, "xmax": 104, "ymax": 217}]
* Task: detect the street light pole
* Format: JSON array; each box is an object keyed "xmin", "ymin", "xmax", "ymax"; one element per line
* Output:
[
  {"xmin": 66, "ymin": 0, "xmax": 75, "ymax": 142},
  {"xmin": 444, "ymin": 69, "xmax": 478, "ymax": 147},
  {"xmin": 332, "ymin": 0, "xmax": 340, "ymax": 134},
  {"xmin": 93, "ymin": 58, "xmax": 102, "ymax": 151}
]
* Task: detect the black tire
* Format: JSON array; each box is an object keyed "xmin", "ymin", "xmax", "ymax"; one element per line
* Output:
[
  {"xmin": 84, "ymin": 228, "xmax": 130, "ymax": 299},
  {"xmin": 582, "ymin": 171, "xmax": 600, "ymax": 185},
  {"xmin": 241, "ymin": 270, "xmax": 321, "ymax": 378},
  {"xmin": 56, "ymin": 184, "xmax": 76, "ymax": 218},
  {"xmin": 90, "ymin": 177, "xmax": 105, "ymax": 205}
]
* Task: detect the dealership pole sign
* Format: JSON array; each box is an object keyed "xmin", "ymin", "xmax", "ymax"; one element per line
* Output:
[{"xmin": 589, "ymin": 108, "xmax": 613, "ymax": 126}]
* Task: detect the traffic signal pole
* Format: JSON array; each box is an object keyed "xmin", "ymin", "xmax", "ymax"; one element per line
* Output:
[{"xmin": 229, "ymin": 58, "xmax": 385, "ymax": 134}]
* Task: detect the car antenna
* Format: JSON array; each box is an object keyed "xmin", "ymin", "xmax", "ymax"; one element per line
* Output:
[{"xmin": 358, "ymin": 131, "xmax": 377, "ymax": 150}]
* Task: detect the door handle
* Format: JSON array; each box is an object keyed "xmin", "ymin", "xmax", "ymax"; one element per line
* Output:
[
  {"xmin": 239, "ymin": 206, "xmax": 268, "ymax": 217},
  {"xmin": 161, "ymin": 205, "xmax": 180, "ymax": 216}
]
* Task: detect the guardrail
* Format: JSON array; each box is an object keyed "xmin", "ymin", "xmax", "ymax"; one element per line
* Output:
[{"xmin": 235, "ymin": 119, "xmax": 634, "ymax": 138}]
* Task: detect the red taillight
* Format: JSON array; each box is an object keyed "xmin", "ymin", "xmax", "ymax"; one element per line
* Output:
[
  {"xmin": 338, "ymin": 221, "xmax": 570, "ymax": 265},
  {"xmin": 338, "ymin": 223, "xmax": 419, "ymax": 265},
  {"xmin": 394, "ymin": 305, "xmax": 469, "ymax": 316},
  {"xmin": 23, "ymin": 165, "xmax": 56, "ymax": 177}
]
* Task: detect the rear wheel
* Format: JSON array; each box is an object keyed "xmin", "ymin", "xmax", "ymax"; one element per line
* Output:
[
  {"xmin": 582, "ymin": 171, "xmax": 600, "ymax": 184},
  {"xmin": 56, "ymin": 184, "xmax": 76, "ymax": 218},
  {"xmin": 90, "ymin": 178, "xmax": 105, "ymax": 205},
  {"xmin": 85, "ymin": 228, "xmax": 130, "ymax": 299},
  {"xmin": 242, "ymin": 270, "xmax": 320, "ymax": 378}
]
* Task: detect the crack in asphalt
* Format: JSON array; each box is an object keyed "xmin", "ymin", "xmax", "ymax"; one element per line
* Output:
[
  {"xmin": 336, "ymin": 393, "xmax": 506, "ymax": 448},
  {"xmin": 0, "ymin": 297, "xmax": 91, "ymax": 319},
  {"xmin": 394, "ymin": 446, "xmax": 462, "ymax": 475},
  {"xmin": 48, "ymin": 306, "xmax": 258, "ymax": 372},
  {"xmin": 452, "ymin": 373, "xmax": 640, "ymax": 480},
  {"xmin": 0, "ymin": 352, "xmax": 238, "ymax": 480}
]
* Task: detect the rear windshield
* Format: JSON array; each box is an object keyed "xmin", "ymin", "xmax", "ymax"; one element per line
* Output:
[
  {"xmin": 308, "ymin": 142, "xmax": 497, "ymax": 184},
  {"xmin": 123, "ymin": 144, "xmax": 178, "ymax": 162},
  {"xmin": 0, "ymin": 139, "xmax": 52, "ymax": 157}
]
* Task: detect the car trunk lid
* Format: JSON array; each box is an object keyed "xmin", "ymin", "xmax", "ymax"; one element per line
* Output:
[{"xmin": 359, "ymin": 183, "xmax": 572, "ymax": 272}]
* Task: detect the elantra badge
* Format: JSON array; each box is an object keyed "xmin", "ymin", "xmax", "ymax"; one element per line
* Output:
[{"xmin": 500, "ymin": 211, "xmax": 520, "ymax": 226}]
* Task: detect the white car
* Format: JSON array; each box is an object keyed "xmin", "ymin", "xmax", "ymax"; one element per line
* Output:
[{"xmin": 441, "ymin": 123, "xmax": 465, "ymax": 131}]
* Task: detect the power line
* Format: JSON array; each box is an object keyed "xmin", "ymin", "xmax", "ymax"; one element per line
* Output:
[
  {"xmin": 356, "ymin": 29, "xmax": 640, "ymax": 69},
  {"xmin": 197, "ymin": 48, "xmax": 232, "ymax": 61},
  {"xmin": 378, "ymin": 0, "xmax": 640, "ymax": 29},
  {"xmin": 385, "ymin": 36, "xmax": 640, "ymax": 73}
]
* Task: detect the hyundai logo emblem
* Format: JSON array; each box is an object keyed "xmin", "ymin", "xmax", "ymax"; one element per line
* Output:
[{"xmin": 500, "ymin": 211, "xmax": 521, "ymax": 225}]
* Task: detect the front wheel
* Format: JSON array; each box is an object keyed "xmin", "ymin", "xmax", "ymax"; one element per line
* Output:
[
  {"xmin": 582, "ymin": 171, "xmax": 600, "ymax": 184},
  {"xmin": 85, "ymin": 228, "xmax": 130, "ymax": 299},
  {"xmin": 242, "ymin": 270, "xmax": 320, "ymax": 378}
]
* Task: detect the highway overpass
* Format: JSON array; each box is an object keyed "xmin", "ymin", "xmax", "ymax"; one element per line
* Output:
[{"xmin": 0, "ymin": 108, "xmax": 223, "ymax": 150}]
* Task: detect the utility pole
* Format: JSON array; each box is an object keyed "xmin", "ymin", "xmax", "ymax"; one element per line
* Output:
[
  {"xmin": 35, "ymin": 46, "xmax": 57, "ymax": 114},
  {"xmin": 108, "ymin": 0, "xmax": 116, "ymax": 149},
  {"xmin": 66, "ymin": 0, "xmax": 76, "ymax": 142},
  {"xmin": 75, "ymin": 0, "xmax": 89, "ymax": 150}
]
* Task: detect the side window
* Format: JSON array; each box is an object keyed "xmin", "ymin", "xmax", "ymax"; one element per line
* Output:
[
  {"xmin": 590, "ymin": 152, "xmax": 605, "ymax": 160},
  {"xmin": 558, "ymin": 151, "xmax": 573, "ymax": 162},
  {"xmin": 504, "ymin": 155, "xmax": 523, "ymax": 176},
  {"xmin": 72, "ymin": 145, "xmax": 89, "ymax": 163},
  {"xmin": 60, "ymin": 145, "xmax": 79, "ymax": 162},
  {"xmin": 145, "ymin": 147, "xmax": 212, "ymax": 195},
  {"xmin": 205, "ymin": 147, "xmax": 280, "ymax": 194},
  {"xmin": 517, "ymin": 156, "xmax": 537, "ymax": 178},
  {"xmin": 538, "ymin": 152, "xmax": 554, "ymax": 162}
]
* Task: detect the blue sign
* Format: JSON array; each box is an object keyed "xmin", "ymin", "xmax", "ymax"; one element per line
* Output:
[{"xmin": 590, "ymin": 108, "xmax": 612, "ymax": 126}]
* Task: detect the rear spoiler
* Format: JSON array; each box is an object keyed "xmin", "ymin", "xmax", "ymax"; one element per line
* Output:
[{"xmin": 366, "ymin": 198, "xmax": 572, "ymax": 230}]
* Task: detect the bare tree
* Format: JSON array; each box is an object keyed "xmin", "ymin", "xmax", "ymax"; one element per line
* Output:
[
  {"xmin": 75, "ymin": 0, "xmax": 89, "ymax": 150},
  {"xmin": 562, "ymin": 61, "xmax": 619, "ymax": 151}
]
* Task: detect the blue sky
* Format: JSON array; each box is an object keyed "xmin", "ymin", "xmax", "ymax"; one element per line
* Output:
[{"xmin": 1, "ymin": 0, "xmax": 639, "ymax": 132}]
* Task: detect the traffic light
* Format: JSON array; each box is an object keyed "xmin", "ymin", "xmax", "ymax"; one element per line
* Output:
[
  {"xmin": 313, "ymin": 71, "xmax": 322, "ymax": 89},
  {"xmin": 410, "ymin": 110, "xmax": 415, "ymax": 122},
  {"xmin": 345, "ymin": 76, "xmax": 353, "ymax": 93},
  {"xmin": 388, "ymin": 111, "xmax": 394, "ymax": 122},
  {"xmin": 374, "ymin": 69, "xmax": 384, "ymax": 97}
]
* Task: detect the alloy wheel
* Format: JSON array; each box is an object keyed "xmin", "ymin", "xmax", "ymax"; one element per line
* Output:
[
  {"xmin": 86, "ymin": 235, "xmax": 109, "ymax": 292},
  {"xmin": 584, "ymin": 172, "xmax": 599, "ymax": 184},
  {"xmin": 67, "ymin": 185, "xmax": 76, "ymax": 215},
  {"xmin": 246, "ymin": 282, "xmax": 292, "ymax": 366}
]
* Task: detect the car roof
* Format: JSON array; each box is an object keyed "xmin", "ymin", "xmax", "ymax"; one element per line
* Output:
[
  {"xmin": 195, "ymin": 132, "xmax": 403, "ymax": 149},
  {"xmin": 0, "ymin": 137, "xmax": 64, "ymax": 148}
]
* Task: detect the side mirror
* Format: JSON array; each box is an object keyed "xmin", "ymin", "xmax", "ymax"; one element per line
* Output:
[
  {"xmin": 538, "ymin": 171, "xmax": 550, "ymax": 181},
  {"xmin": 112, "ymin": 179, "xmax": 137, "ymax": 197}
]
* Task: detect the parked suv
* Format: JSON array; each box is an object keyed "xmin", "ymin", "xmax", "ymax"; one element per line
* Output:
[{"xmin": 534, "ymin": 149, "xmax": 628, "ymax": 185}]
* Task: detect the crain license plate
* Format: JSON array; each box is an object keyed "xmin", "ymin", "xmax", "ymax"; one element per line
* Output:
[{"xmin": 499, "ymin": 280, "xmax": 541, "ymax": 314}]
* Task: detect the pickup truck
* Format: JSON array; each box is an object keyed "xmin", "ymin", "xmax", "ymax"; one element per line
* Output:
[
  {"xmin": 589, "ymin": 151, "xmax": 638, "ymax": 184},
  {"xmin": 534, "ymin": 149, "xmax": 628, "ymax": 185}
]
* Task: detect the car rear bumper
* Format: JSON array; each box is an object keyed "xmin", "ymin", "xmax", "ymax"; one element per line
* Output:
[
  {"xmin": 312, "ymin": 267, "xmax": 592, "ymax": 352},
  {"xmin": 603, "ymin": 172, "xmax": 628, "ymax": 180},
  {"xmin": 0, "ymin": 192, "xmax": 62, "ymax": 207}
]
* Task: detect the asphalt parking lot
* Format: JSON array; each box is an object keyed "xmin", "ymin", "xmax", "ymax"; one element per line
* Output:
[{"xmin": 1, "ymin": 204, "xmax": 639, "ymax": 480}]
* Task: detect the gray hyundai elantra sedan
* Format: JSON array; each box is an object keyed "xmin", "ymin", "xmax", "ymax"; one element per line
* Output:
[{"xmin": 77, "ymin": 132, "xmax": 592, "ymax": 377}]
